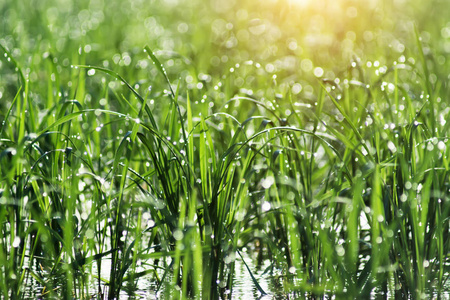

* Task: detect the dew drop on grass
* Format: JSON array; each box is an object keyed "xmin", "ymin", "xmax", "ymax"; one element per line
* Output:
[
  {"xmin": 336, "ymin": 245, "xmax": 345, "ymax": 256},
  {"xmin": 147, "ymin": 220, "xmax": 155, "ymax": 228},
  {"xmin": 85, "ymin": 228, "xmax": 95, "ymax": 239},
  {"xmin": 262, "ymin": 201, "xmax": 271, "ymax": 212},
  {"xmin": 387, "ymin": 141, "xmax": 397, "ymax": 153},
  {"xmin": 335, "ymin": 113, "xmax": 344, "ymax": 122},
  {"xmin": 261, "ymin": 176, "xmax": 274, "ymax": 189},
  {"xmin": 313, "ymin": 67, "xmax": 324, "ymax": 77},
  {"xmin": 173, "ymin": 229, "xmax": 184, "ymax": 241},
  {"xmin": 287, "ymin": 192, "xmax": 295, "ymax": 201},
  {"xmin": 8, "ymin": 148, "xmax": 17, "ymax": 156}
]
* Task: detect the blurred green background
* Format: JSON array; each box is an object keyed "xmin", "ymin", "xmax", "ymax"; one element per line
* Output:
[{"xmin": 1, "ymin": 0, "xmax": 449, "ymax": 95}]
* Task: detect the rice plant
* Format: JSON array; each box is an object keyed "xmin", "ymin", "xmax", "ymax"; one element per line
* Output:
[{"xmin": 0, "ymin": 0, "xmax": 449, "ymax": 299}]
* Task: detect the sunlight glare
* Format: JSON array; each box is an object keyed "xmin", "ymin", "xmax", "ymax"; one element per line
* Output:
[{"xmin": 288, "ymin": 0, "xmax": 311, "ymax": 7}]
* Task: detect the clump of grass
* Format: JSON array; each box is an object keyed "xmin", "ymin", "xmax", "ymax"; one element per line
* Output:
[{"xmin": 1, "ymin": 0, "xmax": 449, "ymax": 299}]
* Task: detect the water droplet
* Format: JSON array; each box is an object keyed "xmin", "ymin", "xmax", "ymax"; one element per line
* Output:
[
  {"xmin": 336, "ymin": 245, "xmax": 345, "ymax": 256},
  {"xmin": 173, "ymin": 229, "xmax": 183, "ymax": 241},
  {"xmin": 261, "ymin": 176, "xmax": 274, "ymax": 189}
]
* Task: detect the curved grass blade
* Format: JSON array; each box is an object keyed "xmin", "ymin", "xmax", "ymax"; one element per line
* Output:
[
  {"xmin": 37, "ymin": 109, "xmax": 130, "ymax": 135},
  {"xmin": 0, "ymin": 86, "xmax": 22, "ymax": 137},
  {"xmin": 143, "ymin": 46, "xmax": 189, "ymax": 161},
  {"xmin": 222, "ymin": 96, "xmax": 281, "ymax": 122},
  {"xmin": 319, "ymin": 81, "xmax": 374, "ymax": 162},
  {"xmin": 76, "ymin": 65, "xmax": 158, "ymax": 129},
  {"xmin": 0, "ymin": 43, "xmax": 26, "ymax": 85},
  {"xmin": 144, "ymin": 45, "xmax": 175, "ymax": 99},
  {"xmin": 232, "ymin": 126, "xmax": 353, "ymax": 184}
]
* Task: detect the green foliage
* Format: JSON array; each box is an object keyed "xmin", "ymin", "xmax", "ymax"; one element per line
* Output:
[{"xmin": 1, "ymin": 0, "xmax": 449, "ymax": 299}]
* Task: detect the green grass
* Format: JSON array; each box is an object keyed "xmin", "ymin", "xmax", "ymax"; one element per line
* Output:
[{"xmin": 1, "ymin": 0, "xmax": 449, "ymax": 299}]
